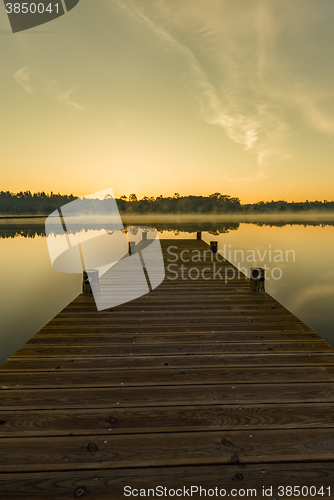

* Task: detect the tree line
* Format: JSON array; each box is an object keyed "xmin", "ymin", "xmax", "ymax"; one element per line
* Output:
[
  {"xmin": 1, "ymin": 190, "xmax": 334, "ymax": 215},
  {"xmin": 0, "ymin": 191, "xmax": 77, "ymax": 215}
]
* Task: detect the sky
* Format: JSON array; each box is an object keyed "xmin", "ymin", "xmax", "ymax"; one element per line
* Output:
[{"xmin": 1, "ymin": 0, "xmax": 334, "ymax": 203}]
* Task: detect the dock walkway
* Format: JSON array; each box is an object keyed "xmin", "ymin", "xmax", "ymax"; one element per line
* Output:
[{"xmin": 1, "ymin": 238, "xmax": 334, "ymax": 499}]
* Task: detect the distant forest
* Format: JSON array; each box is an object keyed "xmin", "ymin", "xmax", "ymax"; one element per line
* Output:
[
  {"xmin": 0, "ymin": 191, "xmax": 77, "ymax": 215},
  {"xmin": 1, "ymin": 190, "xmax": 334, "ymax": 215}
]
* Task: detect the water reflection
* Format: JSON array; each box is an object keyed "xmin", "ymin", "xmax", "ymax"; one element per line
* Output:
[
  {"xmin": 0, "ymin": 225, "xmax": 46, "ymax": 238},
  {"xmin": 2, "ymin": 218, "xmax": 334, "ymax": 238}
]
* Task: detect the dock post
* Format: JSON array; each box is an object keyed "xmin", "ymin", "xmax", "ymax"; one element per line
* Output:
[
  {"xmin": 197, "ymin": 231, "xmax": 202, "ymax": 240},
  {"xmin": 129, "ymin": 241, "xmax": 136, "ymax": 255},
  {"xmin": 250, "ymin": 267, "xmax": 265, "ymax": 292},
  {"xmin": 83, "ymin": 269, "xmax": 100, "ymax": 294},
  {"xmin": 210, "ymin": 241, "xmax": 218, "ymax": 253},
  {"xmin": 142, "ymin": 232, "xmax": 147, "ymax": 241}
]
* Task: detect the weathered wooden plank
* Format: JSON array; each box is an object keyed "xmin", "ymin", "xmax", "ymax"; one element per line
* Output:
[
  {"xmin": 12, "ymin": 341, "xmax": 333, "ymax": 358},
  {"xmin": 26, "ymin": 332, "xmax": 321, "ymax": 345},
  {"xmin": 50, "ymin": 310, "xmax": 303, "ymax": 319},
  {"xmin": 1, "ymin": 428, "xmax": 334, "ymax": 472},
  {"xmin": 0, "ymin": 463, "xmax": 332, "ymax": 500},
  {"xmin": 33, "ymin": 323, "xmax": 313, "ymax": 333},
  {"xmin": 1, "ymin": 366, "xmax": 334, "ymax": 389},
  {"xmin": 71, "ymin": 295, "xmax": 291, "ymax": 304},
  {"xmin": 57, "ymin": 303, "xmax": 290, "ymax": 312},
  {"xmin": 1, "ymin": 403, "xmax": 334, "ymax": 437},
  {"xmin": 47, "ymin": 317, "xmax": 309, "ymax": 326},
  {"xmin": 3, "ymin": 353, "xmax": 334, "ymax": 372},
  {"xmin": 1, "ymin": 383, "xmax": 334, "ymax": 410}
]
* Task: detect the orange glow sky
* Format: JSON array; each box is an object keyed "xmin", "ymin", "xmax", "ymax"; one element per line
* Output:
[{"xmin": 1, "ymin": 0, "xmax": 334, "ymax": 203}]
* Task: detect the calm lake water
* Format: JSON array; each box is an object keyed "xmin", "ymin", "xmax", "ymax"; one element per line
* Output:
[{"xmin": 1, "ymin": 217, "xmax": 334, "ymax": 365}]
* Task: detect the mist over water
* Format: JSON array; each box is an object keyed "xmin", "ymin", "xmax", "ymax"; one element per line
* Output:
[
  {"xmin": 122, "ymin": 212, "xmax": 334, "ymax": 222},
  {"xmin": 2, "ymin": 213, "xmax": 334, "ymax": 237},
  {"xmin": 0, "ymin": 217, "xmax": 334, "ymax": 365}
]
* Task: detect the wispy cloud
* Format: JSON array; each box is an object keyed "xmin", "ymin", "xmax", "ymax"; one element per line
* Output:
[
  {"xmin": 108, "ymin": 0, "xmax": 292, "ymax": 180},
  {"xmin": 14, "ymin": 67, "xmax": 34, "ymax": 93},
  {"xmin": 294, "ymin": 90, "xmax": 334, "ymax": 136},
  {"xmin": 13, "ymin": 67, "xmax": 85, "ymax": 110},
  {"xmin": 57, "ymin": 87, "xmax": 85, "ymax": 111}
]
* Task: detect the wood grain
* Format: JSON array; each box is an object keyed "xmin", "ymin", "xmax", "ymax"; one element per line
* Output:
[
  {"xmin": 1, "ymin": 403, "xmax": 334, "ymax": 437},
  {"xmin": 1, "ymin": 366, "xmax": 334, "ymax": 389},
  {"xmin": 0, "ymin": 463, "xmax": 332, "ymax": 499},
  {"xmin": 2, "ymin": 353, "xmax": 334, "ymax": 371},
  {"xmin": 1, "ymin": 383, "xmax": 334, "ymax": 410},
  {"xmin": 1, "ymin": 428, "xmax": 334, "ymax": 472}
]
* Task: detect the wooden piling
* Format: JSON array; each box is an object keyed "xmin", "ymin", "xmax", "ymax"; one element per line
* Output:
[
  {"xmin": 82, "ymin": 269, "xmax": 100, "ymax": 294},
  {"xmin": 128, "ymin": 241, "xmax": 136, "ymax": 255},
  {"xmin": 250, "ymin": 267, "xmax": 265, "ymax": 292},
  {"xmin": 210, "ymin": 241, "xmax": 218, "ymax": 253},
  {"xmin": 197, "ymin": 232, "xmax": 202, "ymax": 240}
]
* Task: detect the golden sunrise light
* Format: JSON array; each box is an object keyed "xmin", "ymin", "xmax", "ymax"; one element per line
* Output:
[
  {"xmin": 3, "ymin": 2, "xmax": 334, "ymax": 494},
  {"xmin": 1, "ymin": 0, "xmax": 334, "ymax": 203}
]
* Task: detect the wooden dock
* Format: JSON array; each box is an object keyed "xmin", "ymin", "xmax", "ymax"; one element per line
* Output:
[{"xmin": 1, "ymin": 238, "xmax": 334, "ymax": 499}]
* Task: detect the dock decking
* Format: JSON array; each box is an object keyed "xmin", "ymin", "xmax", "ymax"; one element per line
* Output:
[{"xmin": 1, "ymin": 238, "xmax": 334, "ymax": 499}]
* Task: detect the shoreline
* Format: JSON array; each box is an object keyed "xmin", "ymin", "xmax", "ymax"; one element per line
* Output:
[
  {"xmin": 2, "ymin": 212, "xmax": 334, "ymax": 221},
  {"xmin": 0, "ymin": 215, "xmax": 48, "ymax": 220}
]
